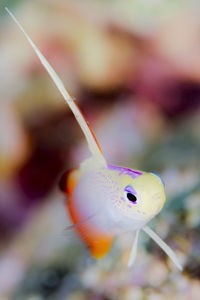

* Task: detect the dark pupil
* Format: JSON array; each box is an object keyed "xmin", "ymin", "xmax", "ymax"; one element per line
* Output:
[{"xmin": 127, "ymin": 193, "xmax": 137, "ymax": 203}]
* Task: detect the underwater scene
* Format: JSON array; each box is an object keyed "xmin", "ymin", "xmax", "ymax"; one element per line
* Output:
[{"xmin": 0, "ymin": 0, "xmax": 200, "ymax": 299}]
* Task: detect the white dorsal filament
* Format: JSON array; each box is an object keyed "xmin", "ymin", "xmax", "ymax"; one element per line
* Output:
[{"xmin": 5, "ymin": 7, "xmax": 107, "ymax": 168}]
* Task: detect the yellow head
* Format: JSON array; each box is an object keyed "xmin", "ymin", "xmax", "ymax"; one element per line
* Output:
[{"xmin": 104, "ymin": 165, "xmax": 166, "ymax": 233}]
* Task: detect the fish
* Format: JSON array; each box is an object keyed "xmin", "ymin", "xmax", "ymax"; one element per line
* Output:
[{"xmin": 6, "ymin": 7, "xmax": 182, "ymax": 270}]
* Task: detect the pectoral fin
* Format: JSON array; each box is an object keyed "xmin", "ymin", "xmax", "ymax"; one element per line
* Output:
[{"xmin": 143, "ymin": 226, "xmax": 183, "ymax": 271}]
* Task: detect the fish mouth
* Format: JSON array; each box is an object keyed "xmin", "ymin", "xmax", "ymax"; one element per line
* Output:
[{"xmin": 130, "ymin": 213, "xmax": 156, "ymax": 226}]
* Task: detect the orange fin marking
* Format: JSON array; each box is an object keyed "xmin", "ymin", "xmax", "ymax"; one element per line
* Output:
[
  {"xmin": 66, "ymin": 170, "xmax": 113, "ymax": 258},
  {"xmin": 72, "ymin": 100, "xmax": 103, "ymax": 155},
  {"xmin": 89, "ymin": 234, "xmax": 113, "ymax": 259},
  {"xmin": 66, "ymin": 169, "xmax": 82, "ymax": 196}
]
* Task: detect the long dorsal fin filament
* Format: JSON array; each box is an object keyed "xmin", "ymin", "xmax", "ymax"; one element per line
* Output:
[{"xmin": 6, "ymin": 7, "xmax": 107, "ymax": 168}]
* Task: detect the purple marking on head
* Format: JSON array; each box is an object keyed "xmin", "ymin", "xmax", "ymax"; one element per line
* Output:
[
  {"xmin": 108, "ymin": 165, "xmax": 142, "ymax": 179},
  {"xmin": 124, "ymin": 185, "xmax": 137, "ymax": 195}
]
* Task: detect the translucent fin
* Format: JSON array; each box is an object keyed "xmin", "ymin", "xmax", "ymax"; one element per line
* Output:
[
  {"xmin": 64, "ymin": 211, "xmax": 99, "ymax": 231},
  {"xmin": 128, "ymin": 230, "xmax": 139, "ymax": 267},
  {"xmin": 143, "ymin": 226, "xmax": 183, "ymax": 271},
  {"xmin": 6, "ymin": 7, "xmax": 106, "ymax": 167}
]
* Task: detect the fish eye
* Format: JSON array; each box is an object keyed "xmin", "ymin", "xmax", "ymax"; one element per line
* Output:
[{"xmin": 126, "ymin": 192, "xmax": 137, "ymax": 203}]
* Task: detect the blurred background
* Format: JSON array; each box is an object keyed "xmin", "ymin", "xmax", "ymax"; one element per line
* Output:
[{"xmin": 1, "ymin": 0, "xmax": 200, "ymax": 299}]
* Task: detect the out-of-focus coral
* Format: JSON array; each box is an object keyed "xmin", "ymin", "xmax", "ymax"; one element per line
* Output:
[
  {"xmin": 0, "ymin": 102, "xmax": 29, "ymax": 179},
  {"xmin": 72, "ymin": 27, "xmax": 135, "ymax": 92},
  {"xmin": 155, "ymin": 9, "xmax": 200, "ymax": 82}
]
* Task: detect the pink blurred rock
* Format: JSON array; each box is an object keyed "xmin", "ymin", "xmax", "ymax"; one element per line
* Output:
[{"xmin": 0, "ymin": 102, "xmax": 29, "ymax": 179}]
